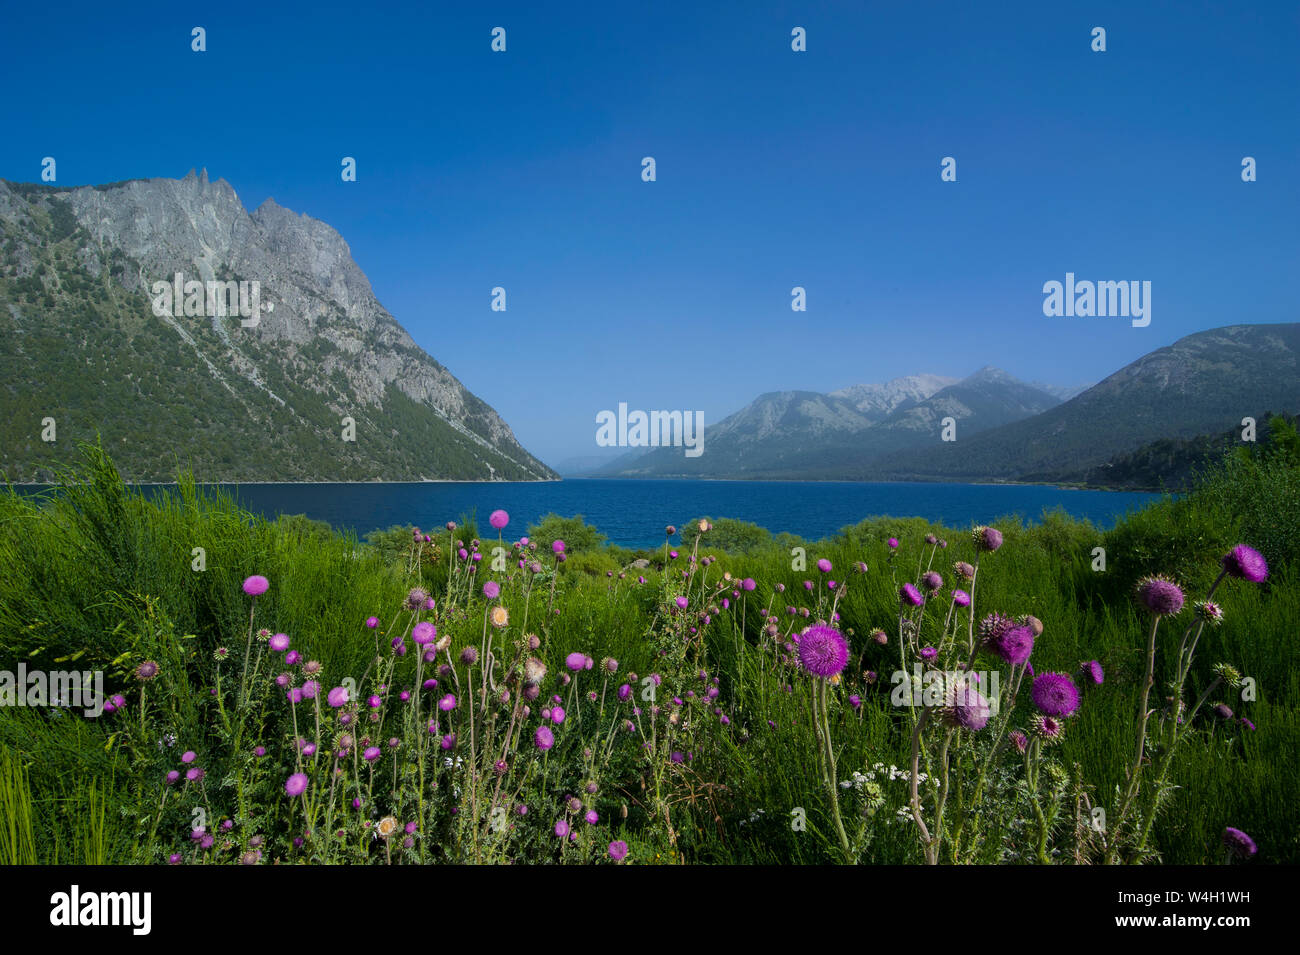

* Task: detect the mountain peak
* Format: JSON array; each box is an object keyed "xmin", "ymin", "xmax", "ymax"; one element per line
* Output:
[
  {"xmin": 0, "ymin": 174, "xmax": 556, "ymax": 482},
  {"xmin": 962, "ymin": 365, "xmax": 1013, "ymax": 383}
]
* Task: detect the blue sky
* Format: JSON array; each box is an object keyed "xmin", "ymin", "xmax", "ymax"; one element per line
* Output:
[{"xmin": 2, "ymin": 1, "xmax": 1297, "ymax": 465}]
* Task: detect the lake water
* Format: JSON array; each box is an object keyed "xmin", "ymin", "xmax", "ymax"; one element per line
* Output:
[{"xmin": 130, "ymin": 479, "xmax": 1165, "ymax": 549}]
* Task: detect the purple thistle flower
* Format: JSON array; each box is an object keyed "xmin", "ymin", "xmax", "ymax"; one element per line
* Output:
[
  {"xmin": 1222, "ymin": 827, "xmax": 1257, "ymax": 859},
  {"xmin": 1195, "ymin": 601, "xmax": 1226, "ymax": 626},
  {"xmin": 816, "ymin": 558, "xmax": 832, "ymax": 573},
  {"xmin": 797, "ymin": 624, "xmax": 849, "ymax": 678},
  {"xmin": 941, "ymin": 683, "xmax": 991, "ymax": 732},
  {"xmin": 285, "ymin": 772, "xmax": 308, "ymax": 797},
  {"xmin": 608, "ymin": 840, "xmax": 629, "ymax": 862},
  {"xmin": 992, "ymin": 624, "xmax": 1034, "ymax": 666},
  {"xmin": 363, "ymin": 746, "xmax": 381, "ymax": 762},
  {"xmin": 535, "ymin": 725, "xmax": 555, "ymax": 750},
  {"xmin": 1030, "ymin": 713, "xmax": 1064, "ymax": 744},
  {"xmin": 489, "ymin": 509, "xmax": 509, "ymax": 530},
  {"xmin": 1221, "ymin": 544, "xmax": 1268, "ymax": 583},
  {"xmin": 1081, "ymin": 660, "xmax": 1104, "ymax": 685},
  {"xmin": 899, "ymin": 583, "xmax": 924, "ymax": 607},
  {"xmin": 921, "ymin": 571, "xmax": 943, "ymax": 592},
  {"xmin": 482, "ymin": 580, "xmax": 501, "ymax": 600},
  {"xmin": 268, "ymin": 633, "xmax": 290, "ymax": 652},
  {"xmin": 952, "ymin": 589, "xmax": 971, "ymax": 607},
  {"xmin": 412, "ymin": 621, "xmax": 436, "ymax": 645},
  {"xmin": 1136, "ymin": 576, "xmax": 1185, "ymax": 616},
  {"xmin": 242, "ymin": 575, "xmax": 269, "ymax": 596},
  {"xmin": 327, "ymin": 686, "xmax": 349, "ymax": 708},
  {"xmin": 135, "ymin": 660, "xmax": 159, "ymax": 681},
  {"xmin": 1031, "ymin": 672, "xmax": 1080, "ymax": 717},
  {"xmin": 972, "ymin": 526, "xmax": 1003, "ymax": 552}
]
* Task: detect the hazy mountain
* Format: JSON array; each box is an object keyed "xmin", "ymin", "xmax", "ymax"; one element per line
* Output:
[
  {"xmin": 0, "ymin": 173, "xmax": 556, "ymax": 482},
  {"xmin": 1028, "ymin": 380, "xmax": 1092, "ymax": 402},
  {"xmin": 599, "ymin": 368, "xmax": 1062, "ymax": 479},
  {"xmin": 828, "ymin": 373, "xmax": 958, "ymax": 419},
  {"xmin": 554, "ymin": 448, "xmax": 649, "ymax": 477},
  {"xmin": 873, "ymin": 324, "xmax": 1300, "ymax": 483}
]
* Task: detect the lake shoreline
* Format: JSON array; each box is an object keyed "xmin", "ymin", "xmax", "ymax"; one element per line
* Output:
[
  {"xmin": 6, "ymin": 476, "xmax": 1179, "ymax": 494},
  {"xmin": 5, "ymin": 477, "xmax": 1167, "ymax": 549}
]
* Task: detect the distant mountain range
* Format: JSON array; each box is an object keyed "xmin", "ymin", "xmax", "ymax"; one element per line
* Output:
[
  {"xmin": 878, "ymin": 323, "xmax": 1300, "ymax": 484},
  {"xmin": 594, "ymin": 323, "xmax": 1300, "ymax": 485},
  {"xmin": 0, "ymin": 173, "xmax": 556, "ymax": 482},
  {"xmin": 592, "ymin": 367, "xmax": 1068, "ymax": 479}
]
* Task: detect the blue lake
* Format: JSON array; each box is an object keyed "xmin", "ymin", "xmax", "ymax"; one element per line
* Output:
[{"xmin": 109, "ymin": 479, "xmax": 1167, "ymax": 549}]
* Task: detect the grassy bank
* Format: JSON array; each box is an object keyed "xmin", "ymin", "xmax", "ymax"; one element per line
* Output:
[{"xmin": 0, "ymin": 445, "xmax": 1294, "ymax": 864}]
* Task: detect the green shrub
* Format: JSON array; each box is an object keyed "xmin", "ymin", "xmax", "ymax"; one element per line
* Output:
[{"xmin": 526, "ymin": 513, "xmax": 606, "ymax": 553}]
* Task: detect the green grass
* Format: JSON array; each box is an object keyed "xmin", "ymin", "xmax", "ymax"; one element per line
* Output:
[{"xmin": 0, "ymin": 444, "xmax": 1295, "ymax": 864}]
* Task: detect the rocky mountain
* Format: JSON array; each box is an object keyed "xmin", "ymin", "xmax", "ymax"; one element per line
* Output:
[
  {"xmin": 0, "ymin": 173, "xmax": 556, "ymax": 482},
  {"xmin": 599, "ymin": 369, "xmax": 1063, "ymax": 479},
  {"xmin": 874, "ymin": 323, "xmax": 1300, "ymax": 483},
  {"xmin": 828, "ymin": 374, "xmax": 958, "ymax": 418}
]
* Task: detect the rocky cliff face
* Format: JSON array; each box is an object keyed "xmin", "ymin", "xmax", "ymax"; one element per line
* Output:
[{"xmin": 0, "ymin": 172, "xmax": 556, "ymax": 482}]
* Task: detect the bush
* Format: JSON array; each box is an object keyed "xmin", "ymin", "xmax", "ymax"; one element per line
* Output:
[
  {"xmin": 526, "ymin": 513, "xmax": 606, "ymax": 553},
  {"xmin": 675, "ymin": 516, "xmax": 771, "ymax": 554}
]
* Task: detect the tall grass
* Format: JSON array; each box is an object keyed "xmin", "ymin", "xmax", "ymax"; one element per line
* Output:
[
  {"xmin": 0, "ymin": 444, "xmax": 1294, "ymax": 863},
  {"xmin": 0, "ymin": 746, "xmax": 38, "ymax": 864}
]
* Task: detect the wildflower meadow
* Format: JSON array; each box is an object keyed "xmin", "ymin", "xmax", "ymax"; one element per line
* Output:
[{"xmin": 0, "ymin": 446, "xmax": 1295, "ymax": 866}]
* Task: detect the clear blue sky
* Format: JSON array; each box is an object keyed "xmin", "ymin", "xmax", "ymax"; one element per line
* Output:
[{"xmin": 2, "ymin": 1, "xmax": 1296, "ymax": 465}]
